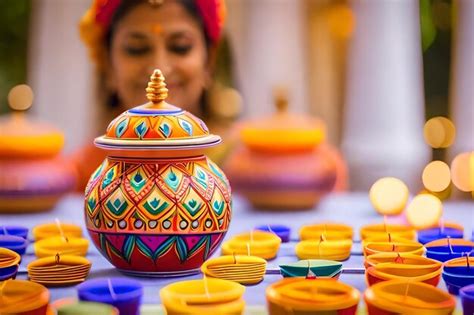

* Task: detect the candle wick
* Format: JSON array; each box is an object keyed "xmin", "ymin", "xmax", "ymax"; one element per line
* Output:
[
  {"xmin": 55, "ymin": 253, "xmax": 60, "ymax": 265},
  {"xmin": 233, "ymin": 251, "xmax": 237, "ymax": 264},
  {"xmin": 388, "ymin": 233, "xmax": 392, "ymax": 243},
  {"xmin": 403, "ymin": 280, "xmax": 411, "ymax": 300},
  {"xmin": 203, "ymin": 275, "xmax": 210, "ymax": 300},
  {"xmin": 466, "ymin": 253, "xmax": 471, "ymax": 269},
  {"xmin": 246, "ymin": 242, "xmax": 251, "ymax": 256},
  {"xmin": 447, "ymin": 236, "xmax": 454, "ymax": 254},
  {"xmin": 267, "ymin": 225, "xmax": 274, "ymax": 235},
  {"xmin": 107, "ymin": 278, "xmax": 118, "ymax": 301},
  {"xmin": 440, "ymin": 218, "xmax": 445, "ymax": 234},
  {"xmin": 55, "ymin": 218, "xmax": 67, "ymax": 241},
  {"xmin": 2, "ymin": 226, "xmax": 7, "ymax": 235}
]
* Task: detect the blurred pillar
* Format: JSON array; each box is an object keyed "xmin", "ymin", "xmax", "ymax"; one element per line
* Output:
[
  {"xmin": 227, "ymin": 0, "xmax": 309, "ymax": 117},
  {"xmin": 28, "ymin": 0, "xmax": 96, "ymax": 153},
  {"xmin": 341, "ymin": 0, "xmax": 430, "ymax": 191},
  {"xmin": 449, "ymin": 0, "xmax": 474, "ymax": 158}
]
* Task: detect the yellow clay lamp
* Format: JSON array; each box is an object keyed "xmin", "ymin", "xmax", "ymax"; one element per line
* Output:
[
  {"xmin": 295, "ymin": 236, "xmax": 352, "ymax": 261},
  {"xmin": 201, "ymin": 254, "xmax": 267, "ymax": 285},
  {"xmin": 34, "ymin": 236, "xmax": 89, "ymax": 258},
  {"xmin": 360, "ymin": 223, "xmax": 416, "ymax": 241},
  {"xmin": 364, "ymin": 279, "xmax": 455, "ymax": 314},
  {"xmin": 363, "ymin": 240, "xmax": 424, "ymax": 257},
  {"xmin": 221, "ymin": 230, "xmax": 281, "ymax": 260},
  {"xmin": 224, "ymin": 87, "xmax": 342, "ymax": 209},
  {"xmin": 33, "ymin": 222, "xmax": 82, "ymax": 241},
  {"xmin": 160, "ymin": 277, "xmax": 245, "ymax": 315},
  {"xmin": 266, "ymin": 278, "xmax": 360, "ymax": 315},
  {"xmin": 27, "ymin": 254, "xmax": 91, "ymax": 286},
  {"xmin": 0, "ymin": 85, "xmax": 76, "ymax": 212},
  {"xmin": 299, "ymin": 223, "xmax": 353, "ymax": 241},
  {"xmin": 0, "ymin": 279, "xmax": 50, "ymax": 315}
]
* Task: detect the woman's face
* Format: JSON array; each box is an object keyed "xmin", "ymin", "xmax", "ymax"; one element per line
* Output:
[{"xmin": 108, "ymin": 1, "xmax": 209, "ymax": 114}]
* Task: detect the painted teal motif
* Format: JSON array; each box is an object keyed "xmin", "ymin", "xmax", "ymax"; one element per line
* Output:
[
  {"xmin": 143, "ymin": 198, "xmax": 169, "ymax": 215},
  {"xmin": 183, "ymin": 199, "xmax": 201, "ymax": 214},
  {"xmin": 101, "ymin": 168, "xmax": 115, "ymax": 189},
  {"xmin": 87, "ymin": 196, "xmax": 97, "ymax": 212},
  {"xmin": 209, "ymin": 161, "xmax": 224, "ymax": 180},
  {"xmin": 195, "ymin": 168, "xmax": 207, "ymax": 189},
  {"xmin": 91, "ymin": 163, "xmax": 104, "ymax": 181},
  {"xmin": 178, "ymin": 118, "xmax": 193, "ymax": 136},
  {"xmin": 115, "ymin": 118, "xmax": 129, "ymax": 138},
  {"xmin": 106, "ymin": 195, "xmax": 129, "ymax": 216},
  {"xmin": 159, "ymin": 122, "xmax": 171, "ymax": 138},
  {"xmin": 134, "ymin": 120, "xmax": 148, "ymax": 139},
  {"xmin": 212, "ymin": 200, "xmax": 225, "ymax": 215},
  {"xmin": 130, "ymin": 172, "xmax": 146, "ymax": 193},
  {"xmin": 165, "ymin": 171, "xmax": 180, "ymax": 191}
]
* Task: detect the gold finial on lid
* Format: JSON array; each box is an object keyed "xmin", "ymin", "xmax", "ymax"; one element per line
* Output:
[
  {"xmin": 146, "ymin": 69, "xmax": 168, "ymax": 104},
  {"xmin": 273, "ymin": 86, "xmax": 289, "ymax": 113},
  {"xmin": 8, "ymin": 84, "xmax": 34, "ymax": 111}
]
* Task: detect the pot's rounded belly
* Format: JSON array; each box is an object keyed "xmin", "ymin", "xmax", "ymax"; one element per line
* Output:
[{"xmin": 84, "ymin": 155, "xmax": 232, "ymax": 276}]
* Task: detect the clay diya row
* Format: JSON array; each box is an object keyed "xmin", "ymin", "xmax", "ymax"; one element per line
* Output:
[
  {"xmin": 417, "ymin": 222, "xmax": 464, "ymax": 244},
  {"xmin": 360, "ymin": 223, "xmax": 416, "ymax": 242},
  {"xmin": 201, "ymin": 254, "xmax": 267, "ymax": 285},
  {"xmin": 279, "ymin": 259, "xmax": 343, "ymax": 279},
  {"xmin": 425, "ymin": 238, "xmax": 474, "ymax": 262},
  {"xmin": 0, "ymin": 279, "xmax": 51, "ymax": 315},
  {"xmin": 295, "ymin": 235, "xmax": 352, "ymax": 261},
  {"xmin": 266, "ymin": 278, "xmax": 360, "ymax": 315},
  {"xmin": 84, "ymin": 69, "xmax": 232, "ymax": 276},
  {"xmin": 160, "ymin": 278, "xmax": 246, "ymax": 315},
  {"xmin": 27, "ymin": 254, "xmax": 91, "ymax": 286},
  {"xmin": 255, "ymin": 224, "xmax": 291, "ymax": 243},
  {"xmin": 365, "ymin": 253, "xmax": 442, "ymax": 287},
  {"xmin": 442, "ymin": 256, "xmax": 474, "ymax": 295},
  {"xmin": 364, "ymin": 279, "xmax": 456, "ymax": 314},
  {"xmin": 0, "ymin": 85, "xmax": 76, "ymax": 212},
  {"xmin": 299, "ymin": 223, "xmax": 353, "ymax": 241},
  {"xmin": 77, "ymin": 278, "xmax": 143, "ymax": 315},
  {"xmin": 0, "ymin": 247, "xmax": 21, "ymax": 281},
  {"xmin": 221, "ymin": 230, "xmax": 281, "ymax": 260},
  {"xmin": 224, "ymin": 87, "xmax": 341, "ymax": 209}
]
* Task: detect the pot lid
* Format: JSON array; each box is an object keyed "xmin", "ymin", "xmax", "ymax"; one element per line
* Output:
[
  {"xmin": 95, "ymin": 69, "xmax": 221, "ymax": 151},
  {"xmin": 0, "ymin": 85, "xmax": 64, "ymax": 159},
  {"xmin": 240, "ymin": 87, "xmax": 326, "ymax": 152}
]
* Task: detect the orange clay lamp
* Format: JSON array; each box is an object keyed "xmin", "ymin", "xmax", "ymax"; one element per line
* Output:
[
  {"xmin": 0, "ymin": 279, "xmax": 51, "ymax": 315},
  {"xmin": 160, "ymin": 277, "xmax": 245, "ymax": 315},
  {"xmin": 0, "ymin": 85, "xmax": 76, "ymax": 212},
  {"xmin": 221, "ymin": 230, "xmax": 281, "ymax": 260},
  {"xmin": 365, "ymin": 253, "xmax": 442, "ymax": 287},
  {"xmin": 364, "ymin": 279, "xmax": 456, "ymax": 314},
  {"xmin": 266, "ymin": 278, "xmax": 360, "ymax": 315}
]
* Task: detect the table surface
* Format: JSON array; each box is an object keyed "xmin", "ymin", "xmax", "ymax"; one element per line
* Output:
[{"xmin": 2, "ymin": 192, "xmax": 473, "ymax": 313}]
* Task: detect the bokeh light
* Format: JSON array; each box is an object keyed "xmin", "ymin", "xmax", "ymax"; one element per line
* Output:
[
  {"xmin": 7, "ymin": 84, "xmax": 34, "ymax": 111},
  {"xmin": 450, "ymin": 152, "xmax": 474, "ymax": 192},
  {"xmin": 423, "ymin": 117, "xmax": 456, "ymax": 148},
  {"xmin": 326, "ymin": 4, "xmax": 354, "ymax": 39},
  {"xmin": 422, "ymin": 160, "xmax": 451, "ymax": 192},
  {"xmin": 406, "ymin": 194, "xmax": 443, "ymax": 229},
  {"xmin": 369, "ymin": 177, "xmax": 409, "ymax": 216}
]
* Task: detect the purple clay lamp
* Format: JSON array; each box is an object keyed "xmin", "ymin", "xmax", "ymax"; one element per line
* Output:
[{"xmin": 255, "ymin": 225, "xmax": 291, "ymax": 243}]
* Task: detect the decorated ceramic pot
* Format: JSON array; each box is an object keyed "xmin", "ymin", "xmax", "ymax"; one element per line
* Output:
[
  {"xmin": 224, "ymin": 87, "xmax": 341, "ymax": 209},
  {"xmin": 84, "ymin": 70, "xmax": 232, "ymax": 276},
  {"xmin": 0, "ymin": 85, "xmax": 76, "ymax": 212}
]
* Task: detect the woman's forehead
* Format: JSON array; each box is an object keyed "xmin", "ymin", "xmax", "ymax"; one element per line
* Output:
[{"xmin": 114, "ymin": 2, "xmax": 203, "ymax": 39}]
